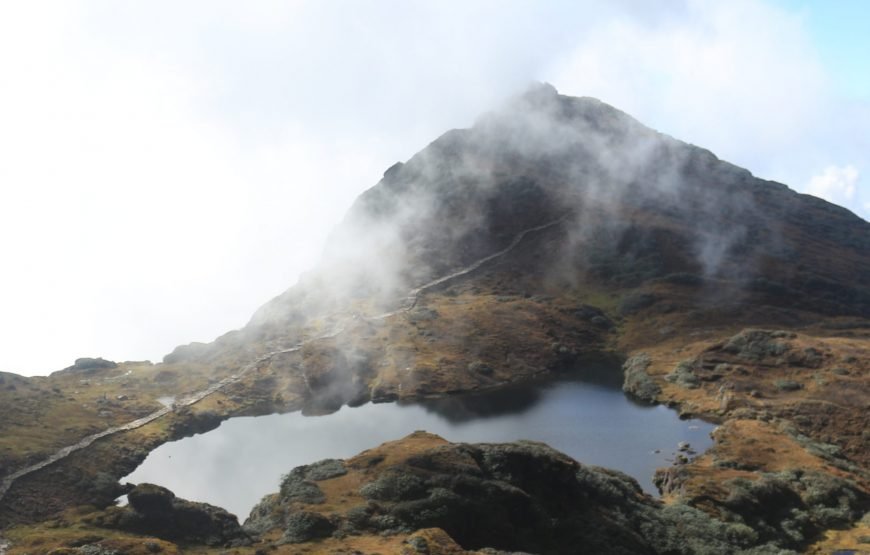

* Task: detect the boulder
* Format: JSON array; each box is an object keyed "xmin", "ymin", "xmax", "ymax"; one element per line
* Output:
[
  {"xmin": 282, "ymin": 511, "xmax": 336, "ymax": 544},
  {"xmin": 622, "ymin": 354, "xmax": 660, "ymax": 402},
  {"xmin": 55, "ymin": 358, "xmax": 118, "ymax": 375},
  {"xmin": 98, "ymin": 483, "xmax": 250, "ymax": 547},
  {"xmin": 721, "ymin": 330, "xmax": 792, "ymax": 361}
]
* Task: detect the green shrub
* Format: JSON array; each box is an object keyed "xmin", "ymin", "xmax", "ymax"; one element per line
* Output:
[
  {"xmin": 774, "ymin": 380, "xmax": 802, "ymax": 392},
  {"xmin": 666, "ymin": 360, "xmax": 701, "ymax": 389}
]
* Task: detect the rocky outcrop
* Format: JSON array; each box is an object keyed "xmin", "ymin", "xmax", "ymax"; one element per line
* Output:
[
  {"xmin": 243, "ymin": 432, "xmax": 795, "ymax": 554},
  {"xmin": 719, "ymin": 329, "xmax": 795, "ymax": 362},
  {"xmin": 718, "ymin": 470, "xmax": 867, "ymax": 546},
  {"xmin": 55, "ymin": 357, "xmax": 118, "ymax": 375},
  {"xmin": 622, "ymin": 353, "xmax": 660, "ymax": 402},
  {"xmin": 245, "ymin": 459, "xmax": 348, "ymax": 537},
  {"xmin": 88, "ymin": 483, "xmax": 251, "ymax": 547}
]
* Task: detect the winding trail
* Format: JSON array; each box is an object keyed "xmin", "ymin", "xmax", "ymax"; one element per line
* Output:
[
  {"xmin": 0, "ymin": 216, "xmax": 565, "ymax": 505},
  {"xmin": 370, "ymin": 216, "xmax": 567, "ymax": 319}
]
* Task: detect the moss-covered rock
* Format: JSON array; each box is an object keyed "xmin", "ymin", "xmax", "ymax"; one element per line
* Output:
[
  {"xmin": 94, "ymin": 483, "xmax": 250, "ymax": 547},
  {"xmin": 246, "ymin": 433, "xmax": 834, "ymax": 554},
  {"xmin": 666, "ymin": 360, "xmax": 701, "ymax": 389},
  {"xmin": 622, "ymin": 353, "xmax": 660, "ymax": 402},
  {"xmin": 282, "ymin": 511, "xmax": 336, "ymax": 544},
  {"xmin": 722, "ymin": 330, "xmax": 792, "ymax": 361}
]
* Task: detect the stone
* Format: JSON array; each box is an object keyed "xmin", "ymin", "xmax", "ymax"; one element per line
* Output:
[
  {"xmin": 127, "ymin": 484, "xmax": 175, "ymax": 515},
  {"xmin": 104, "ymin": 483, "xmax": 250, "ymax": 547},
  {"xmin": 282, "ymin": 511, "xmax": 336, "ymax": 544},
  {"xmin": 622, "ymin": 354, "xmax": 660, "ymax": 402}
]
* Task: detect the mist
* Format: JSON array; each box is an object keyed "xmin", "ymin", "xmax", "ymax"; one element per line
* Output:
[
  {"xmin": 250, "ymin": 85, "xmax": 764, "ymax": 320},
  {"xmin": 0, "ymin": 1, "xmax": 867, "ymax": 376}
]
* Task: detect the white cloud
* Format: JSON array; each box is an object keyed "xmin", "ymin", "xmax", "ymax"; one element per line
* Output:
[
  {"xmin": 0, "ymin": 3, "xmax": 387, "ymax": 374},
  {"xmin": 548, "ymin": 1, "xmax": 824, "ymax": 172},
  {"xmin": 806, "ymin": 164, "xmax": 859, "ymax": 203},
  {"xmin": 545, "ymin": 0, "xmax": 869, "ymax": 219}
]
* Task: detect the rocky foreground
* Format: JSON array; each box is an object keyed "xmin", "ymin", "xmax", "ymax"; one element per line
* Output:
[{"xmin": 4, "ymin": 430, "xmax": 864, "ymax": 554}]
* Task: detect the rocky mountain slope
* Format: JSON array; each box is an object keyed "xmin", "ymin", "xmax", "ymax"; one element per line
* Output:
[{"xmin": 0, "ymin": 84, "xmax": 867, "ymax": 553}]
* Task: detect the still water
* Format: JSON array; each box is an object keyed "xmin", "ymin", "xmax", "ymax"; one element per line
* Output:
[{"xmin": 123, "ymin": 371, "xmax": 715, "ymax": 518}]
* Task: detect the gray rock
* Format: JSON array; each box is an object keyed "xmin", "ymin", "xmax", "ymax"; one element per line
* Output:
[
  {"xmin": 622, "ymin": 353, "xmax": 660, "ymax": 402},
  {"xmin": 243, "ymin": 494, "xmax": 281, "ymax": 536},
  {"xmin": 665, "ymin": 361, "xmax": 700, "ymax": 389},
  {"xmin": 303, "ymin": 459, "xmax": 347, "ymax": 482},
  {"xmin": 722, "ymin": 330, "xmax": 790, "ymax": 361},
  {"xmin": 57, "ymin": 357, "xmax": 118, "ymax": 375},
  {"xmin": 105, "ymin": 483, "xmax": 250, "ymax": 547},
  {"xmin": 127, "ymin": 483, "xmax": 175, "ymax": 514},
  {"xmin": 359, "ymin": 470, "xmax": 427, "ymax": 502},
  {"xmin": 279, "ymin": 467, "xmax": 327, "ymax": 504},
  {"xmin": 282, "ymin": 511, "xmax": 336, "ymax": 544}
]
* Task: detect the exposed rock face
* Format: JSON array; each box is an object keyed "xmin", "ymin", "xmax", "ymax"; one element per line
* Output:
[
  {"xmin": 89, "ymin": 483, "xmax": 251, "ymax": 547},
  {"xmin": 243, "ymin": 432, "xmax": 802, "ymax": 554}
]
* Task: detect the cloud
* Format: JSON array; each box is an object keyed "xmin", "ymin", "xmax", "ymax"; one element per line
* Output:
[
  {"xmin": 0, "ymin": 3, "xmax": 388, "ymax": 374},
  {"xmin": 545, "ymin": 0, "xmax": 869, "ymax": 219},
  {"xmin": 806, "ymin": 164, "xmax": 859, "ymax": 204}
]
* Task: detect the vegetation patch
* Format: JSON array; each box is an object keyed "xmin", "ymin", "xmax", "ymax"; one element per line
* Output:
[{"xmin": 665, "ymin": 360, "xmax": 701, "ymax": 389}]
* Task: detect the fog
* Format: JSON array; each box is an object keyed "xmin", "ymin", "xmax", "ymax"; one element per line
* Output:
[
  {"xmin": 0, "ymin": 1, "xmax": 867, "ymax": 376},
  {"xmin": 249, "ymin": 84, "xmax": 777, "ymax": 348}
]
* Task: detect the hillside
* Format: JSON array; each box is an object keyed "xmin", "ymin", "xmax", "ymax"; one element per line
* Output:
[{"xmin": 0, "ymin": 84, "xmax": 867, "ymax": 554}]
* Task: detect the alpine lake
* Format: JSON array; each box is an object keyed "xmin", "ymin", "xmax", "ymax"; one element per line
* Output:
[{"xmin": 123, "ymin": 366, "xmax": 716, "ymax": 518}]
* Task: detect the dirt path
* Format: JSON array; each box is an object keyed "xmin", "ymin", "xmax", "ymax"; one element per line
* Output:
[
  {"xmin": 0, "ymin": 217, "xmax": 565, "ymax": 505},
  {"xmin": 370, "ymin": 216, "xmax": 566, "ymax": 319}
]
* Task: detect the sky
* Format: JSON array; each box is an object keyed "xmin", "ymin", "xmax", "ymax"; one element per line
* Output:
[{"xmin": 0, "ymin": 0, "xmax": 867, "ymax": 376}]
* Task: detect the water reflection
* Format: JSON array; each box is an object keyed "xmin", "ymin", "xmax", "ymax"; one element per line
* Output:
[
  {"xmin": 123, "ymin": 373, "xmax": 715, "ymax": 519},
  {"xmin": 411, "ymin": 385, "xmax": 543, "ymax": 423},
  {"xmin": 413, "ymin": 365, "xmax": 624, "ymax": 423}
]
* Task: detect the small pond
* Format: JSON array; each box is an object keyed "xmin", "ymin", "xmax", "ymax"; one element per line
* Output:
[{"xmin": 123, "ymin": 367, "xmax": 715, "ymax": 518}]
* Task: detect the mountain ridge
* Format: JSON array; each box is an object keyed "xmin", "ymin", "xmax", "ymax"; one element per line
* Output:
[
  {"xmin": 0, "ymin": 84, "xmax": 867, "ymax": 554},
  {"xmin": 246, "ymin": 83, "xmax": 868, "ymax": 340}
]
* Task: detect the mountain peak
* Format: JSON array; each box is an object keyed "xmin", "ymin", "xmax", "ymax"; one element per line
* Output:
[
  {"xmin": 251, "ymin": 89, "xmax": 869, "ymax": 330},
  {"xmin": 518, "ymin": 80, "xmax": 559, "ymax": 102}
]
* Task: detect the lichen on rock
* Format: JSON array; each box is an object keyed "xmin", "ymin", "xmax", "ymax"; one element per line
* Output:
[{"xmin": 622, "ymin": 353, "xmax": 660, "ymax": 401}]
